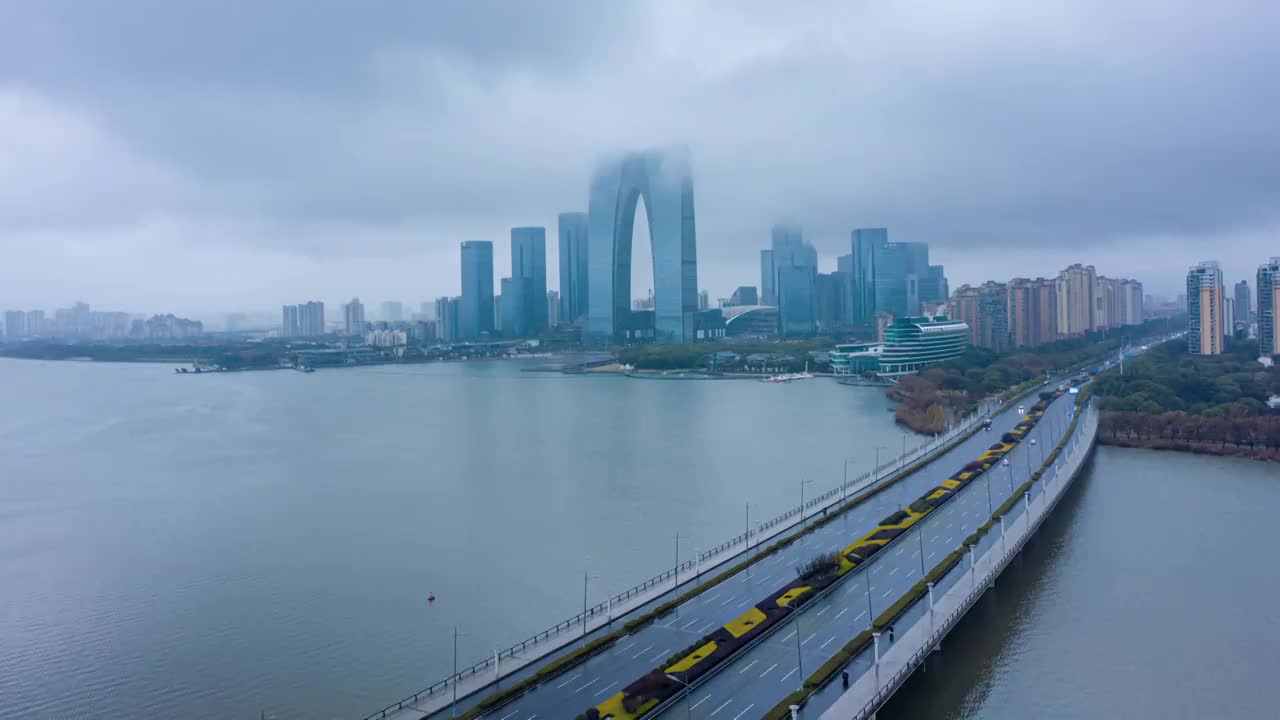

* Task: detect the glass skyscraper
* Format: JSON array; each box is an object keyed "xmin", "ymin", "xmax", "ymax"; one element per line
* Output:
[
  {"xmin": 777, "ymin": 265, "xmax": 817, "ymax": 336},
  {"xmin": 558, "ymin": 212, "xmax": 589, "ymax": 324},
  {"xmin": 460, "ymin": 240, "xmax": 494, "ymax": 340},
  {"xmin": 851, "ymin": 229, "xmax": 943, "ymax": 322},
  {"xmin": 511, "ymin": 226, "xmax": 547, "ymax": 336},
  {"xmin": 587, "ymin": 149, "xmax": 698, "ymax": 343}
]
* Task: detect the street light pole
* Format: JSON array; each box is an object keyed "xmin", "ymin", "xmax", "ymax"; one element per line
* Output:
[
  {"xmin": 674, "ymin": 532, "xmax": 687, "ymax": 588},
  {"xmin": 799, "ymin": 478, "xmax": 814, "ymax": 525},
  {"xmin": 793, "ymin": 614, "xmax": 805, "ymax": 690},
  {"xmin": 985, "ymin": 470, "xmax": 993, "ymax": 514},
  {"xmin": 864, "ymin": 568, "xmax": 874, "ymax": 627},
  {"xmin": 664, "ymin": 674, "xmax": 693, "ymax": 720}
]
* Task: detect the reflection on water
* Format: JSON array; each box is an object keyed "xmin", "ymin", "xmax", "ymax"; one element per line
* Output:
[{"xmin": 881, "ymin": 447, "xmax": 1280, "ymax": 720}]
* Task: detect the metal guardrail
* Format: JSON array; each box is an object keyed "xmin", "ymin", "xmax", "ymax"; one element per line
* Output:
[
  {"xmin": 358, "ymin": 395, "xmax": 1020, "ymax": 720},
  {"xmin": 843, "ymin": 405, "xmax": 1098, "ymax": 720}
]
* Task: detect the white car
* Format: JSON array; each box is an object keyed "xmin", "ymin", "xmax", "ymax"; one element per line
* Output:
[
  {"xmin": 1002, "ymin": 458, "xmax": 1010, "ymax": 466},
  {"xmin": 1030, "ymin": 438, "xmax": 1037, "ymax": 445},
  {"xmin": 1017, "ymin": 405, "xmax": 1025, "ymax": 414}
]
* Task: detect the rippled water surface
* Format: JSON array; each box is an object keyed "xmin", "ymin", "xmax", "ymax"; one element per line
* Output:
[
  {"xmin": 881, "ymin": 446, "xmax": 1280, "ymax": 720},
  {"xmin": 0, "ymin": 358, "xmax": 911, "ymax": 719}
]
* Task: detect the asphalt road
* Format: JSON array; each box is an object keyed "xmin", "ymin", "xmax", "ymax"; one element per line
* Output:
[
  {"xmin": 649, "ymin": 392, "xmax": 1078, "ymax": 720},
  {"xmin": 432, "ymin": 385, "xmax": 1068, "ymax": 720}
]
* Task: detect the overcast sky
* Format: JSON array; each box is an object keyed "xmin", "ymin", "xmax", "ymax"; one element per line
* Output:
[{"xmin": 2, "ymin": 0, "xmax": 1277, "ymax": 318}]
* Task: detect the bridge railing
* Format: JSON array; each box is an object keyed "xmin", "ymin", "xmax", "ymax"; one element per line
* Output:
[{"xmin": 358, "ymin": 399, "xmax": 1013, "ymax": 720}]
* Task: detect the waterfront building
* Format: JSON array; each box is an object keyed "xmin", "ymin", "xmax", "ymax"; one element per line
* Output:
[
  {"xmin": 1187, "ymin": 260, "xmax": 1225, "ymax": 355},
  {"xmin": 919, "ymin": 264, "xmax": 950, "ymax": 306},
  {"xmin": 557, "ymin": 212, "xmax": 589, "ymax": 324},
  {"xmin": 1259, "ymin": 257, "xmax": 1280, "ymax": 356},
  {"xmin": 511, "ymin": 226, "xmax": 548, "ymax": 336},
  {"xmin": 816, "ymin": 272, "xmax": 848, "ymax": 330},
  {"xmin": 728, "ymin": 286, "xmax": 758, "ymax": 307},
  {"xmin": 953, "ymin": 282, "xmax": 1008, "ymax": 351},
  {"xmin": 851, "ymin": 228, "xmax": 887, "ymax": 323},
  {"xmin": 434, "ymin": 296, "xmax": 458, "ymax": 343},
  {"xmin": 829, "ymin": 342, "xmax": 884, "ymax": 375},
  {"xmin": 499, "ymin": 276, "xmax": 524, "ymax": 336},
  {"xmin": 777, "ymin": 264, "xmax": 817, "ymax": 337},
  {"xmin": 281, "ymin": 305, "xmax": 299, "ymax": 337},
  {"xmin": 299, "ymin": 301, "xmax": 325, "ymax": 336},
  {"xmin": 1234, "ymin": 280, "xmax": 1251, "ymax": 329},
  {"xmin": 722, "ymin": 305, "xmax": 778, "ymax": 337},
  {"xmin": 460, "ymin": 240, "xmax": 495, "ymax": 340},
  {"xmin": 873, "ymin": 311, "xmax": 894, "ymax": 342},
  {"xmin": 4, "ymin": 310, "xmax": 25, "ymax": 339},
  {"xmin": 760, "ymin": 249, "xmax": 775, "ymax": 306},
  {"xmin": 1055, "ymin": 263, "xmax": 1098, "ymax": 337},
  {"xmin": 877, "ymin": 316, "xmax": 970, "ymax": 376},
  {"xmin": 547, "ymin": 290, "xmax": 560, "ymax": 327},
  {"xmin": 344, "ymin": 298, "xmax": 365, "ymax": 336},
  {"xmin": 587, "ymin": 149, "xmax": 698, "ymax": 343}
]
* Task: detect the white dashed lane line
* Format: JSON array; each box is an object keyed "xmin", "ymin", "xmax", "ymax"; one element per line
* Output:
[
  {"xmin": 630, "ymin": 645, "xmax": 653, "ymax": 660},
  {"xmin": 594, "ymin": 681, "xmax": 618, "ymax": 697},
  {"xmin": 738, "ymin": 660, "xmax": 758, "ymax": 674},
  {"xmin": 732, "ymin": 704, "xmax": 756, "ymax": 720},
  {"xmin": 691, "ymin": 695, "xmax": 712, "ymax": 710},
  {"xmin": 760, "ymin": 663, "xmax": 777, "ymax": 678},
  {"xmin": 710, "ymin": 699, "xmax": 733, "ymax": 716}
]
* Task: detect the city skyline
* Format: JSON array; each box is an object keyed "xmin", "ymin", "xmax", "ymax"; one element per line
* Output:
[{"xmin": 3, "ymin": 3, "xmax": 1278, "ymax": 315}]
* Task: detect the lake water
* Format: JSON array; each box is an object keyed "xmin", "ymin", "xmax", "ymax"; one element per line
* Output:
[
  {"xmin": 880, "ymin": 446, "xmax": 1280, "ymax": 720},
  {"xmin": 0, "ymin": 358, "xmax": 911, "ymax": 720}
]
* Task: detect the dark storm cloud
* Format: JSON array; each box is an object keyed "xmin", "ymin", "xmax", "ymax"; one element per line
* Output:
[{"xmin": 0, "ymin": 0, "xmax": 1277, "ymax": 312}]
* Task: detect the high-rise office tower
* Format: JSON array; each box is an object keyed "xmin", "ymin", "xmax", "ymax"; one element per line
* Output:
[
  {"xmin": 512, "ymin": 227, "xmax": 547, "ymax": 335},
  {"xmin": 586, "ymin": 149, "xmax": 698, "ymax": 343},
  {"xmin": 558, "ymin": 212, "xmax": 589, "ymax": 324},
  {"xmin": 344, "ymin": 298, "xmax": 365, "ymax": 336},
  {"xmin": 1259, "ymin": 257, "xmax": 1280, "ymax": 356},
  {"xmin": 281, "ymin": 305, "xmax": 300, "ymax": 337},
  {"xmin": 1224, "ymin": 296, "xmax": 1236, "ymax": 336},
  {"xmin": 815, "ymin": 272, "xmax": 848, "ymax": 330},
  {"xmin": 777, "ymin": 265, "xmax": 817, "ymax": 337},
  {"xmin": 380, "ymin": 301, "xmax": 403, "ymax": 322},
  {"xmin": 849, "ymin": 229, "xmax": 936, "ymax": 322},
  {"xmin": 1234, "ymin": 280, "xmax": 1251, "ymax": 330},
  {"xmin": 1187, "ymin": 261, "xmax": 1225, "ymax": 355},
  {"xmin": 770, "ymin": 223, "xmax": 818, "ymax": 335},
  {"xmin": 1055, "ymin": 263, "xmax": 1098, "ymax": 337},
  {"xmin": 460, "ymin": 240, "xmax": 495, "ymax": 340},
  {"xmin": 760, "ymin": 250, "xmax": 776, "ymax": 306}
]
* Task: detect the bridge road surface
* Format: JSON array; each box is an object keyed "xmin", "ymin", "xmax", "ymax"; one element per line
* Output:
[
  {"xmin": 421, "ymin": 385, "xmax": 1060, "ymax": 720},
  {"xmin": 652, "ymin": 392, "xmax": 1077, "ymax": 720}
]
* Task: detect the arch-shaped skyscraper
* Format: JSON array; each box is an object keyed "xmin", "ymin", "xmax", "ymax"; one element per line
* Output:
[{"xmin": 586, "ymin": 149, "xmax": 698, "ymax": 343}]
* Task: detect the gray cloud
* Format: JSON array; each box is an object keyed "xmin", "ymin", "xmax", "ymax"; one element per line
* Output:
[{"xmin": 1, "ymin": 0, "xmax": 1277, "ymax": 314}]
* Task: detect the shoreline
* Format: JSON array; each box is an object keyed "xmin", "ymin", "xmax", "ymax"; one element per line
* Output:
[{"xmin": 1098, "ymin": 435, "xmax": 1279, "ymax": 462}]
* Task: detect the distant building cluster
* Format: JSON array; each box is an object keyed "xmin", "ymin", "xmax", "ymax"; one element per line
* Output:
[
  {"xmin": 2, "ymin": 302, "xmax": 203, "ymax": 341},
  {"xmin": 948, "ymin": 265, "xmax": 1143, "ymax": 353},
  {"xmin": 1190, "ymin": 256, "xmax": 1280, "ymax": 357}
]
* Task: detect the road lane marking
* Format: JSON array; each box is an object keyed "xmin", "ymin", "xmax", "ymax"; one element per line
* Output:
[
  {"xmin": 738, "ymin": 599, "xmax": 752, "ymax": 608},
  {"xmin": 820, "ymin": 635, "xmax": 837, "ymax": 649},
  {"xmin": 781, "ymin": 629, "xmax": 796, "ymax": 642},
  {"xmin": 894, "ymin": 548, "xmax": 904, "ymax": 556},
  {"xmin": 698, "ymin": 622, "xmax": 715, "ymax": 633},
  {"xmin": 631, "ymin": 644, "xmax": 654, "ymax": 659},
  {"xmin": 738, "ymin": 660, "xmax": 758, "ymax": 674},
  {"xmin": 760, "ymin": 663, "xmax": 778, "ymax": 678},
  {"xmin": 889, "ymin": 567, "xmax": 899, "ymax": 575},
  {"xmin": 801, "ymin": 632, "xmax": 817, "ymax": 646},
  {"xmin": 575, "ymin": 677, "xmax": 599, "ymax": 693},
  {"xmin": 882, "ymin": 587, "xmax": 893, "ymax": 598},
  {"xmin": 615, "ymin": 641, "xmax": 637, "ymax": 655},
  {"xmin": 711, "ymin": 699, "xmax": 733, "ymax": 716},
  {"xmin": 691, "ymin": 695, "xmax": 712, "ymax": 710},
  {"xmin": 664, "ymin": 618, "xmax": 679, "ymax": 628},
  {"xmin": 835, "ymin": 608, "xmax": 848, "ymax": 619},
  {"xmin": 650, "ymin": 647, "xmax": 671, "ymax": 661},
  {"xmin": 594, "ymin": 681, "xmax": 619, "ymax": 697},
  {"xmin": 732, "ymin": 704, "xmax": 756, "ymax": 720},
  {"xmin": 681, "ymin": 619, "xmax": 700, "ymax": 630},
  {"xmin": 816, "ymin": 607, "xmax": 829, "ymax": 616},
  {"xmin": 556, "ymin": 673, "xmax": 583, "ymax": 688},
  {"xmin": 911, "ymin": 550, "xmax": 919, "ymax": 557},
  {"xmin": 720, "ymin": 595, "xmax": 738, "ymax": 606},
  {"xmin": 928, "ymin": 552, "xmax": 937, "ymax": 560},
  {"xmin": 501, "ymin": 711, "xmax": 521, "ymax": 720},
  {"xmin": 704, "ymin": 593, "xmax": 722, "ymax": 604},
  {"xmin": 781, "ymin": 667, "xmax": 798, "ymax": 682}
]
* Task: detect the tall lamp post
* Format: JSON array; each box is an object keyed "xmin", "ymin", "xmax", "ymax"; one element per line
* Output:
[
  {"xmin": 799, "ymin": 478, "xmax": 815, "ymax": 525},
  {"xmin": 664, "ymin": 674, "xmax": 693, "ymax": 720},
  {"xmin": 582, "ymin": 570, "xmax": 600, "ymax": 641},
  {"xmin": 674, "ymin": 532, "xmax": 688, "ymax": 588},
  {"xmin": 873, "ymin": 445, "xmax": 888, "ymax": 480}
]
